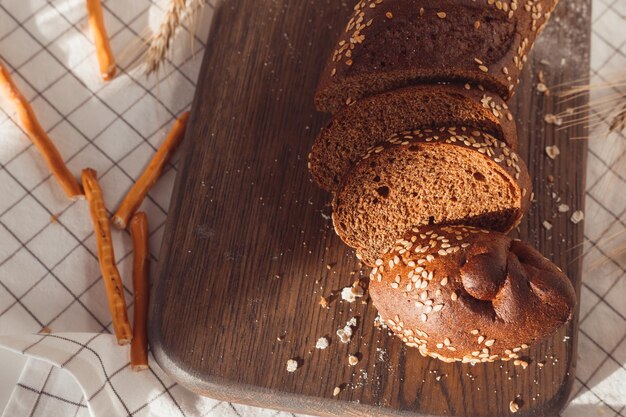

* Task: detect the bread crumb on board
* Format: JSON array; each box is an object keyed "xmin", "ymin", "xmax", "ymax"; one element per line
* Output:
[
  {"xmin": 509, "ymin": 399, "xmax": 520, "ymax": 413},
  {"xmin": 333, "ymin": 386, "xmax": 343, "ymax": 396},
  {"xmin": 544, "ymin": 114, "xmax": 563, "ymax": 126},
  {"xmin": 337, "ymin": 317, "xmax": 358, "ymax": 344},
  {"xmin": 319, "ymin": 296, "xmax": 329, "ymax": 308},
  {"xmin": 316, "ymin": 337, "xmax": 329, "ymax": 350},
  {"xmin": 286, "ymin": 359, "xmax": 299, "ymax": 373},
  {"xmin": 558, "ymin": 203, "xmax": 570, "ymax": 213},
  {"xmin": 348, "ymin": 354, "xmax": 359, "ymax": 366},
  {"xmin": 570, "ymin": 210, "xmax": 584, "ymax": 224},
  {"xmin": 341, "ymin": 284, "xmax": 364, "ymax": 303}
]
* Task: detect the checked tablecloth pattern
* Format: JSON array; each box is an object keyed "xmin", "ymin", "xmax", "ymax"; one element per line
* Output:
[{"xmin": 0, "ymin": 0, "xmax": 624, "ymax": 416}]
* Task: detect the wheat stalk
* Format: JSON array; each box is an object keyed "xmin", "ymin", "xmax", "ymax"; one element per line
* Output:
[
  {"xmin": 551, "ymin": 73, "xmax": 626, "ymax": 135},
  {"xmin": 552, "ymin": 74, "xmax": 626, "ymax": 271},
  {"xmin": 145, "ymin": 0, "xmax": 208, "ymax": 76},
  {"xmin": 609, "ymin": 102, "xmax": 626, "ymax": 133}
]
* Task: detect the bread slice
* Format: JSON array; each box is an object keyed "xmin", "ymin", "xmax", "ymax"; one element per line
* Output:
[
  {"xmin": 332, "ymin": 127, "xmax": 531, "ymax": 265},
  {"xmin": 368, "ymin": 225, "xmax": 576, "ymax": 364},
  {"xmin": 309, "ymin": 84, "xmax": 517, "ymax": 192},
  {"xmin": 315, "ymin": 0, "xmax": 560, "ymax": 113}
]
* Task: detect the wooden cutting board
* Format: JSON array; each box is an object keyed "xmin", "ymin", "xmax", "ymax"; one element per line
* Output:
[{"xmin": 150, "ymin": 1, "xmax": 591, "ymax": 416}]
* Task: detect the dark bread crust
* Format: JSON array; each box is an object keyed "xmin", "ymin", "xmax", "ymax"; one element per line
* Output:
[
  {"xmin": 316, "ymin": 0, "xmax": 559, "ymax": 113},
  {"xmin": 309, "ymin": 84, "xmax": 518, "ymax": 192},
  {"xmin": 368, "ymin": 225, "xmax": 576, "ymax": 364},
  {"xmin": 332, "ymin": 127, "xmax": 532, "ymax": 265}
]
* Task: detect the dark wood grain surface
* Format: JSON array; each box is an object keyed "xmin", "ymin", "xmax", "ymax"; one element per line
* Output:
[{"xmin": 150, "ymin": 1, "xmax": 591, "ymax": 416}]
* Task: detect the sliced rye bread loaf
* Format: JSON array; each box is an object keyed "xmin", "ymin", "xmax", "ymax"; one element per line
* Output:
[
  {"xmin": 368, "ymin": 225, "xmax": 576, "ymax": 364},
  {"xmin": 315, "ymin": 0, "xmax": 559, "ymax": 113},
  {"xmin": 309, "ymin": 83, "xmax": 517, "ymax": 192},
  {"xmin": 332, "ymin": 127, "xmax": 532, "ymax": 265}
]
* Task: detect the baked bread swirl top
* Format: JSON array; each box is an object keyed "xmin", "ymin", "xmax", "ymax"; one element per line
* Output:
[
  {"xmin": 315, "ymin": 0, "xmax": 560, "ymax": 113},
  {"xmin": 368, "ymin": 225, "xmax": 576, "ymax": 364}
]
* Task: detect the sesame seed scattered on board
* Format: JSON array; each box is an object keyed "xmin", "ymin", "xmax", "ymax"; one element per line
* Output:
[{"xmin": 545, "ymin": 145, "xmax": 560, "ymax": 159}]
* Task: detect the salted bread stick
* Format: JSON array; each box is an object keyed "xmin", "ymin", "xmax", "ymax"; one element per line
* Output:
[
  {"xmin": 86, "ymin": 0, "xmax": 116, "ymax": 81},
  {"xmin": 112, "ymin": 111, "xmax": 190, "ymax": 229},
  {"xmin": 82, "ymin": 169, "xmax": 132, "ymax": 345},
  {"xmin": 129, "ymin": 212, "xmax": 149, "ymax": 371},
  {"xmin": 0, "ymin": 60, "xmax": 83, "ymax": 200}
]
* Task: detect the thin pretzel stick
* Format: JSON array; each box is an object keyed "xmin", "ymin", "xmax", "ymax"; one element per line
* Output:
[
  {"xmin": 112, "ymin": 111, "xmax": 190, "ymax": 229},
  {"xmin": 0, "ymin": 60, "xmax": 83, "ymax": 200},
  {"xmin": 129, "ymin": 212, "xmax": 149, "ymax": 371},
  {"xmin": 86, "ymin": 0, "xmax": 116, "ymax": 81},
  {"xmin": 82, "ymin": 168, "xmax": 133, "ymax": 345}
]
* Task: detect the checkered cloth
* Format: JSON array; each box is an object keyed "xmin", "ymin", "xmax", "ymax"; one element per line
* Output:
[{"xmin": 0, "ymin": 0, "xmax": 623, "ymax": 416}]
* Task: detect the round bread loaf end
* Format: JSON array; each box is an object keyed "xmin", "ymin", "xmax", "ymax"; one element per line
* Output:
[
  {"xmin": 309, "ymin": 84, "xmax": 518, "ymax": 192},
  {"xmin": 315, "ymin": 0, "xmax": 559, "ymax": 113},
  {"xmin": 368, "ymin": 225, "xmax": 576, "ymax": 364},
  {"xmin": 332, "ymin": 127, "xmax": 531, "ymax": 266}
]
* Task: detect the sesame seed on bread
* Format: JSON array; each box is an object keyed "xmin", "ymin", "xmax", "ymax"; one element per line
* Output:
[
  {"xmin": 309, "ymin": 83, "xmax": 518, "ymax": 192},
  {"xmin": 315, "ymin": 0, "xmax": 560, "ymax": 113},
  {"xmin": 368, "ymin": 225, "xmax": 576, "ymax": 364},
  {"xmin": 331, "ymin": 127, "xmax": 531, "ymax": 266}
]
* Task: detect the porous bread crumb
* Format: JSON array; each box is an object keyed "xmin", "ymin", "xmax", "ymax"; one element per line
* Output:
[
  {"xmin": 341, "ymin": 285, "xmax": 364, "ymax": 303},
  {"xmin": 542, "ymin": 220, "xmax": 553, "ymax": 230},
  {"xmin": 558, "ymin": 204, "xmax": 570, "ymax": 213},
  {"xmin": 286, "ymin": 359, "xmax": 298, "ymax": 372},
  {"xmin": 316, "ymin": 337, "xmax": 329, "ymax": 350},
  {"xmin": 319, "ymin": 296, "xmax": 329, "ymax": 308},
  {"xmin": 333, "ymin": 386, "xmax": 342, "ymax": 396},
  {"xmin": 545, "ymin": 145, "xmax": 560, "ymax": 159},
  {"xmin": 348, "ymin": 354, "xmax": 359, "ymax": 366},
  {"xmin": 570, "ymin": 210, "xmax": 584, "ymax": 224},
  {"xmin": 510, "ymin": 399, "xmax": 520, "ymax": 413},
  {"xmin": 337, "ymin": 317, "xmax": 357, "ymax": 344}
]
